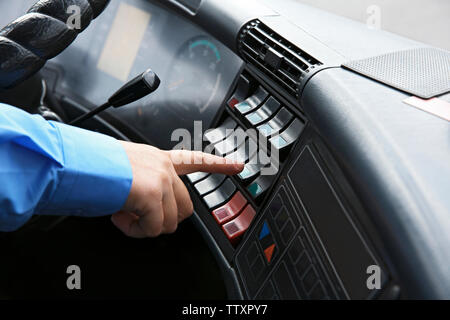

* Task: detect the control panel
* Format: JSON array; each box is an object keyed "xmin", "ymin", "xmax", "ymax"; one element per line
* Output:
[
  {"xmin": 235, "ymin": 184, "xmax": 332, "ymax": 299},
  {"xmin": 187, "ymin": 71, "xmax": 305, "ymax": 246},
  {"xmin": 185, "ymin": 70, "xmax": 391, "ymax": 300}
]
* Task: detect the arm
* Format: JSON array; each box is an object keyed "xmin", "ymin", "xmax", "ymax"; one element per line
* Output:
[
  {"xmin": 114, "ymin": 143, "xmax": 244, "ymax": 238},
  {"xmin": 0, "ymin": 103, "xmax": 133, "ymax": 231},
  {"xmin": 0, "ymin": 103, "xmax": 244, "ymax": 236}
]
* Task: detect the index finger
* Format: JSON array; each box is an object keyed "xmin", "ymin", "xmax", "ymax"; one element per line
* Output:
[{"xmin": 166, "ymin": 150, "xmax": 244, "ymax": 176}]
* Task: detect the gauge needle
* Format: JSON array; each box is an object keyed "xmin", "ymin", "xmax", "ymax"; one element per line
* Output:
[{"xmin": 168, "ymin": 79, "xmax": 185, "ymax": 90}]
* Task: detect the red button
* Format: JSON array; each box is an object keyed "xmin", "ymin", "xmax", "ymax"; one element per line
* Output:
[
  {"xmin": 212, "ymin": 192, "xmax": 247, "ymax": 225},
  {"xmin": 228, "ymin": 97, "xmax": 239, "ymax": 109},
  {"xmin": 222, "ymin": 204, "xmax": 256, "ymax": 245}
]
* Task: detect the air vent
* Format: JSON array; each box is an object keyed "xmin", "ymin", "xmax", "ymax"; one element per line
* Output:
[{"xmin": 238, "ymin": 20, "xmax": 322, "ymax": 99}]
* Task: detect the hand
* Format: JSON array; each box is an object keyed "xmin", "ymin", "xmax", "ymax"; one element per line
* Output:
[{"xmin": 111, "ymin": 141, "xmax": 244, "ymax": 238}]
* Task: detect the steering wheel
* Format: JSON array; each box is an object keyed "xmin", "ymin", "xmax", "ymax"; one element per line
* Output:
[{"xmin": 0, "ymin": 0, "xmax": 111, "ymax": 89}]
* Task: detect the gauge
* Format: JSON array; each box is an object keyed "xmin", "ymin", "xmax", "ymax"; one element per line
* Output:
[{"xmin": 165, "ymin": 36, "xmax": 223, "ymax": 115}]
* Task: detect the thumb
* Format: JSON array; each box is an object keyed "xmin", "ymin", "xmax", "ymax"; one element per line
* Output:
[{"xmin": 111, "ymin": 211, "xmax": 147, "ymax": 238}]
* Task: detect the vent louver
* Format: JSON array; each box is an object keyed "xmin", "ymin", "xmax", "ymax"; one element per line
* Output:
[{"xmin": 238, "ymin": 20, "xmax": 322, "ymax": 99}]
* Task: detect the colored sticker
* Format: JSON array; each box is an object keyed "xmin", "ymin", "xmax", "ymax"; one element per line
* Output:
[
  {"xmin": 403, "ymin": 96, "xmax": 450, "ymax": 122},
  {"xmin": 259, "ymin": 222, "xmax": 270, "ymax": 240}
]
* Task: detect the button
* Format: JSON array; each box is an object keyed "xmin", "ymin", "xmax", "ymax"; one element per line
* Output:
[
  {"xmin": 212, "ymin": 191, "xmax": 247, "ymax": 224},
  {"xmin": 194, "ymin": 174, "xmax": 226, "ymax": 196},
  {"xmin": 296, "ymin": 252, "xmax": 312, "ymax": 276},
  {"xmin": 222, "ymin": 204, "xmax": 256, "ymax": 244},
  {"xmin": 214, "ymin": 127, "xmax": 246, "ymax": 156},
  {"xmin": 247, "ymin": 174, "xmax": 275, "ymax": 201},
  {"xmin": 271, "ymin": 136, "xmax": 288, "ymax": 149},
  {"xmin": 203, "ymin": 179, "xmax": 236, "ymax": 209},
  {"xmin": 225, "ymin": 137, "xmax": 258, "ymax": 164},
  {"xmin": 187, "ymin": 172, "xmax": 209, "ymax": 184},
  {"xmin": 245, "ymin": 97, "xmax": 281, "ymax": 126},
  {"xmin": 272, "ymin": 262, "xmax": 299, "ymax": 299},
  {"xmin": 256, "ymin": 281, "xmax": 279, "ymax": 300},
  {"xmin": 303, "ymin": 267, "xmax": 319, "ymax": 293},
  {"xmin": 269, "ymin": 118, "xmax": 304, "ymax": 152},
  {"xmin": 275, "ymin": 209, "xmax": 289, "ymax": 230},
  {"xmin": 235, "ymin": 86, "xmax": 268, "ymax": 115},
  {"xmin": 257, "ymin": 107, "xmax": 293, "ymax": 138},
  {"xmin": 280, "ymin": 118, "xmax": 304, "ymax": 142},
  {"xmin": 238, "ymin": 150, "xmax": 271, "ymax": 182},
  {"xmin": 268, "ymin": 194, "xmax": 283, "ymax": 216},
  {"xmin": 228, "ymin": 98, "xmax": 239, "ymax": 109},
  {"xmin": 310, "ymin": 282, "xmax": 327, "ymax": 300},
  {"xmin": 204, "ymin": 118, "xmax": 237, "ymax": 145},
  {"xmin": 258, "ymin": 123, "xmax": 273, "ymax": 137},
  {"xmin": 245, "ymin": 242, "xmax": 259, "ymax": 266},
  {"xmin": 280, "ymin": 220, "xmax": 295, "ymax": 245},
  {"xmin": 250, "ymin": 255, "xmax": 266, "ymax": 280},
  {"xmin": 235, "ymin": 102, "xmax": 252, "ymax": 114},
  {"xmin": 248, "ymin": 183, "xmax": 263, "ymax": 198},
  {"xmin": 288, "ymin": 237, "xmax": 304, "ymax": 264},
  {"xmin": 239, "ymin": 165, "xmax": 259, "ymax": 181},
  {"xmin": 247, "ymin": 113, "xmax": 263, "ymax": 125},
  {"xmin": 239, "ymin": 148, "xmax": 279, "ymax": 183}
]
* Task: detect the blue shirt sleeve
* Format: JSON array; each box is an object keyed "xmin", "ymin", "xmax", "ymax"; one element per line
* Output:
[{"xmin": 0, "ymin": 103, "xmax": 133, "ymax": 232}]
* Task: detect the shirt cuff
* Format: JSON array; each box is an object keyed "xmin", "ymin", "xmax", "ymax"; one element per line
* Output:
[{"xmin": 36, "ymin": 122, "xmax": 133, "ymax": 217}]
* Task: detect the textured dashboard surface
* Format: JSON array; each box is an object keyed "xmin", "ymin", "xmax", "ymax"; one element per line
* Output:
[{"xmin": 343, "ymin": 47, "xmax": 450, "ymax": 99}]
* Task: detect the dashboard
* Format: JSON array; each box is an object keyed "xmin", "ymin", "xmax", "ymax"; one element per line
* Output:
[
  {"xmin": 51, "ymin": 0, "xmax": 243, "ymax": 150},
  {"xmin": 1, "ymin": 0, "xmax": 449, "ymax": 300},
  {"xmin": 0, "ymin": 0, "xmax": 242, "ymax": 150},
  {"xmin": 153, "ymin": 0, "xmax": 450, "ymax": 299}
]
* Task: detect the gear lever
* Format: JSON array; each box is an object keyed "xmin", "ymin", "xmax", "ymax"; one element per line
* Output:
[{"xmin": 69, "ymin": 68, "xmax": 160, "ymax": 126}]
